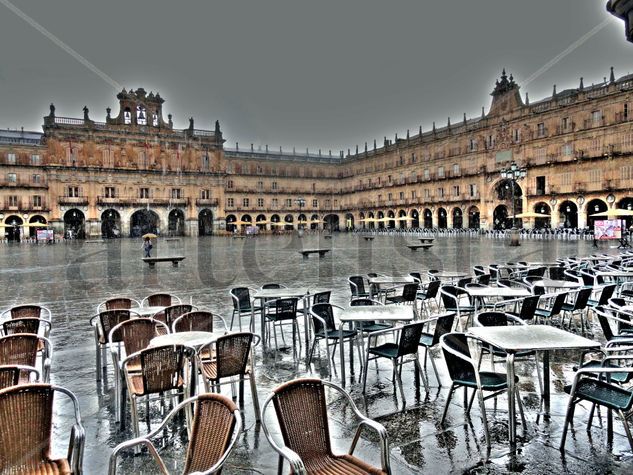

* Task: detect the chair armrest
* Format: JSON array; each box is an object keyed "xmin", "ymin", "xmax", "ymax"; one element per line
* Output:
[
  {"xmin": 109, "ymin": 438, "xmax": 166, "ymax": 475},
  {"xmin": 349, "ymin": 419, "xmax": 391, "ymax": 474},
  {"xmin": 68, "ymin": 422, "xmax": 85, "ymax": 475}
]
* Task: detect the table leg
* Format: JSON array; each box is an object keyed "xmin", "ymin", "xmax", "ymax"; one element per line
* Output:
[
  {"xmin": 340, "ymin": 326, "xmax": 346, "ymax": 387},
  {"xmin": 303, "ymin": 295, "xmax": 310, "ymax": 359},
  {"xmin": 349, "ymin": 325, "xmax": 355, "ymax": 376},
  {"xmin": 259, "ymin": 299, "xmax": 266, "ymax": 351},
  {"xmin": 507, "ymin": 353, "xmax": 516, "ymax": 447}
]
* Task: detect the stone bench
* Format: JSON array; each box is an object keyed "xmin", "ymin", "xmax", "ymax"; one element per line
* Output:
[
  {"xmin": 299, "ymin": 249, "xmax": 330, "ymax": 258},
  {"xmin": 143, "ymin": 256, "xmax": 186, "ymax": 267},
  {"xmin": 419, "ymin": 238, "xmax": 434, "ymax": 243},
  {"xmin": 363, "ymin": 236, "xmax": 375, "ymax": 241},
  {"xmin": 407, "ymin": 243, "xmax": 433, "ymax": 251}
]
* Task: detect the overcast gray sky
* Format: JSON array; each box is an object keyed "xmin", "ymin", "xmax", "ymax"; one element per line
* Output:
[{"xmin": 0, "ymin": 1, "xmax": 631, "ymax": 153}]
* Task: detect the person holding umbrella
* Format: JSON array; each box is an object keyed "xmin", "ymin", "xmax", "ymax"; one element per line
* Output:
[{"xmin": 142, "ymin": 233, "xmax": 156, "ymax": 257}]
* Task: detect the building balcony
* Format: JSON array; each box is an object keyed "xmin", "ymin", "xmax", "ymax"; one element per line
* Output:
[
  {"xmin": 195, "ymin": 198, "xmax": 219, "ymax": 207},
  {"xmin": 58, "ymin": 196, "xmax": 89, "ymax": 206},
  {"xmin": 96, "ymin": 196, "xmax": 191, "ymax": 207},
  {"xmin": 0, "ymin": 178, "xmax": 48, "ymax": 188}
]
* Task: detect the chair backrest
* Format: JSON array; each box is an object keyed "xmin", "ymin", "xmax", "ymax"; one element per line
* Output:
[
  {"xmin": 424, "ymin": 280, "xmax": 441, "ymax": 300},
  {"xmin": 274, "ymin": 298, "xmax": 298, "ymax": 318},
  {"xmin": 110, "ymin": 318, "xmax": 164, "ymax": 356},
  {"xmin": 473, "ymin": 265, "xmax": 485, "ymax": 276},
  {"xmin": 475, "ymin": 311, "xmax": 508, "ymax": 327},
  {"xmin": 348, "ymin": 276, "xmax": 366, "ymax": 297},
  {"xmin": 517, "ymin": 295, "xmax": 540, "ymax": 321},
  {"xmin": 550, "ymin": 292, "xmax": 569, "ymax": 316},
  {"xmin": 548, "ymin": 266, "xmax": 566, "ymax": 280},
  {"xmin": 609, "ymin": 297, "xmax": 627, "ymax": 309},
  {"xmin": 312, "ymin": 291, "xmax": 331, "ymax": 305},
  {"xmin": 396, "ymin": 322, "xmax": 425, "ymax": 357},
  {"xmin": 183, "ymin": 393, "xmax": 240, "ymax": 474},
  {"xmin": 409, "ymin": 272, "xmax": 423, "ymax": 282},
  {"xmin": 478, "ymin": 274, "xmax": 491, "ymax": 285},
  {"xmin": 597, "ymin": 284, "xmax": 617, "ymax": 306},
  {"xmin": 367, "ymin": 273, "xmax": 380, "ymax": 278},
  {"xmin": 457, "ymin": 277, "xmax": 472, "ymax": 288},
  {"xmin": 350, "ymin": 298, "xmax": 381, "ymax": 306},
  {"xmin": 310, "ymin": 303, "xmax": 336, "ymax": 334},
  {"xmin": 440, "ymin": 286, "xmax": 459, "ymax": 311},
  {"xmin": 214, "ymin": 332, "xmax": 254, "ymax": 379},
  {"xmin": 431, "ymin": 313, "xmax": 456, "ymax": 346},
  {"xmin": 2, "ymin": 318, "xmax": 45, "ymax": 337},
  {"xmin": 262, "ymin": 283, "xmax": 283, "ymax": 289},
  {"xmin": 401, "ymin": 283, "xmax": 419, "ymax": 302},
  {"xmin": 527, "ymin": 266, "xmax": 546, "ymax": 277},
  {"xmin": 573, "ymin": 288, "xmax": 593, "ymax": 311},
  {"xmin": 440, "ymin": 333, "xmax": 476, "ymax": 384},
  {"xmin": 0, "ymin": 384, "xmax": 55, "ymax": 470},
  {"xmin": 137, "ymin": 344, "xmax": 192, "ymax": 395},
  {"xmin": 97, "ymin": 310, "xmax": 132, "ymax": 344},
  {"xmin": 594, "ymin": 306, "xmax": 615, "ymax": 341},
  {"xmin": 161, "ymin": 304, "xmax": 194, "ymax": 327},
  {"xmin": 145, "ymin": 293, "xmax": 176, "ymax": 307},
  {"xmin": 271, "ymin": 378, "xmax": 332, "ymax": 462},
  {"xmin": 8, "ymin": 305, "xmax": 43, "ymax": 320},
  {"xmin": 230, "ymin": 288, "xmax": 252, "ymax": 311},
  {"xmin": 173, "ymin": 311, "xmax": 219, "ymax": 333},
  {"xmin": 105, "ymin": 298, "xmax": 134, "ymax": 310},
  {"xmin": 0, "ymin": 334, "xmax": 40, "ymax": 367}
]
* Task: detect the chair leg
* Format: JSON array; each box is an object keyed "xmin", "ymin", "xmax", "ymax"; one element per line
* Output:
[
  {"xmin": 618, "ymin": 410, "xmax": 633, "ymax": 451},
  {"xmin": 230, "ymin": 310, "xmax": 236, "ymax": 330},
  {"xmin": 277, "ymin": 455, "xmax": 284, "ymax": 475},
  {"xmin": 477, "ymin": 388, "xmax": 491, "ymax": 448},
  {"xmin": 393, "ymin": 360, "xmax": 406, "ymax": 410},
  {"xmin": 440, "ymin": 383, "xmax": 456, "ymax": 425},
  {"xmin": 516, "ymin": 388, "xmax": 526, "ymax": 433},
  {"xmin": 362, "ymin": 352, "xmax": 370, "ymax": 393},
  {"xmin": 414, "ymin": 357, "xmax": 429, "ymax": 393},
  {"xmin": 560, "ymin": 397, "xmax": 577, "ymax": 450},
  {"xmin": 428, "ymin": 350, "xmax": 441, "ymax": 387},
  {"xmin": 250, "ymin": 372, "xmax": 261, "ymax": 422},
  {"xmin": 307, "ymin": 338, "xmax": 317, "ymax": 368}
]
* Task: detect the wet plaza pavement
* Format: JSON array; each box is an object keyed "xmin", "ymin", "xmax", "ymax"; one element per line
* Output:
[{"xmin": 1, "ymin": 233, "xmax": 632, "ymax": 474}]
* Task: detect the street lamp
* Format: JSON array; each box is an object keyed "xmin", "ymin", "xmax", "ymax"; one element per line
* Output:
[{"xmin": 499, "ymin": 161, "xmax": 527, "ymax": 246}]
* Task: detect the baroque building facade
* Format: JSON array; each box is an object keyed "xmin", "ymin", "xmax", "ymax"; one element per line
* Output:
[{"xmin": 1, "ymin": 70, "xmax": 633, "ymax": 240}]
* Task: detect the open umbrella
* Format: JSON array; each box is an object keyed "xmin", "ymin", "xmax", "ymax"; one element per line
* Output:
[
  {"xmin": 510, "ymin": 211, "xmax": 551, "ymax": 219},
  {"xmin": 395, "ymin": 216, "xmax": 414, "ymax": 221},
  {"xmin": 270, "ymin": 222, "xmax": 287, "ymax": 227},
  {"xmin": 21, "ymin": 222, "xmax": 48, "ymax": 227},
  {"xmin": 142, "ymin": 233, "xmax": 158, "ymax": 239},
  {"xmin": 310, "ymin": 219, "xmax": 323, "ymax": 223}
]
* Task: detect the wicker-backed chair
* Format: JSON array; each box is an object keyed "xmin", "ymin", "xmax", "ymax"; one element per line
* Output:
[
  {"xmin": 0, "ymin": 384, "xmax": 84, "ymax": 474},
  {"xmin": 152, "ymin": 304, "xmax": 196, "ymax": 331},
  {"xmin": 90, "ymin": 309, "xmax": 141, "ymax": 382},
  {"xmin": 97, "ymin": 297, "xmax": 141, "ymax": 313},
  {"xmin": 0, "ymin": 365, "xmax": 40, "ymax": 390},
  {"xmin": 440, "ymin": 333, "xmax": 525, "ymax": 448},
  {"xmin": 198, "ymin": 332, "xmax": 261, "ymax": 423},
  {"xmin": 172, "ymin": 310, "xmax": 227, "ymax": 333},
  {"xmin": 121, "ymin": 344, "xmax": 196, "ymax": 439},
  {"xmin": 0, "ymin": 333, "xmax": 51, "ymax": 382},
  {"xmin": 141, "ymin": 293, "xmax": 182, "ymax": 307},
  {"xmin": 261, "ymin": 378, "xmax": 391, "ymax": 475},
  {"xmin": 2, "ymin": 317, "xmax": 51, "ymax": 339},
  {"xmin": 109, "ymin": 393, "xmax": 241, "ymax": 475},
  {"xmin": 229, "ymin": 287, "xmax": 260, "ymax": 331},
  {"xmin": 0, "ymin": 304, "xmax": 52, "ymax": 321},
  {"xmin": 109, "ymin": 318, "xmax": 169, "ymax": 423},
  {"xmin": 311, "ymin": 291, "xmax": 331, "ymax": 306}
]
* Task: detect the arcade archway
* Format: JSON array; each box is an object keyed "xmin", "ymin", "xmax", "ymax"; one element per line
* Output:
[
  {"xmin": 101, "ymin": 209, "xmax": 121, "ymax": 238},
  {"xmin": 130, "ymin": 209, "xmax": 160, "ymax": 237},
  {"xmin": 168, "ymin": 209, "xmax": 185, "ymax": 236},
  {"xmin": 558, "ymin": 201, "xmax": 578, "ymax": 229},
  {"xmin": 199, "ymin": 209, "xmax": 214, "ymax": 236},
  {"xmin": 64, "ymin": 209, "xmax": 85, "ymax": 239}
]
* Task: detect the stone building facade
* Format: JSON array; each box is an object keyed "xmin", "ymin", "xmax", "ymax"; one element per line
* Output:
[{"xmin": 1, "ymin": 70, "xmax": 633, "ymax": 239}]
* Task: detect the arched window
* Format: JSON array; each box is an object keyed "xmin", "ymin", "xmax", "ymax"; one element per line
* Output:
[
  {"xmin": 124, "ymin": 108, "xmax": 132, "ymax": 125},
  {"xmin": 152, "ymin": 113, "xmax": 158, "ymax": 127},
  {"xmin": 136, "ymin": 106, "xmax": 147, "ymax": 125}
]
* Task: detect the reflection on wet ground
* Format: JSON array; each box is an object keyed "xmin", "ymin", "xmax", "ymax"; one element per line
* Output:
[{"xmin": 0, "ymin": 234, "xmax": 632, "ymax": 473}]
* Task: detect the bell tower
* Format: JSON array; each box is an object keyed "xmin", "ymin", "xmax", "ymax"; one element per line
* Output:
[
  {"xmin": 108, "ymin": 88, "xmax": 171, "ymax": 129},
  {"xmin": 488, "ymin": 69, "xmax": 523, "ymax": 117}
]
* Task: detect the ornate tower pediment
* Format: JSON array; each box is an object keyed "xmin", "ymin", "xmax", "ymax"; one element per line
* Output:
[
  {"xmin": 109, "ymin": 88, "xmax": 171, "ymax": 129},
  {"xmin": 488, "ymin": 69, "xmax": 523, "ymax": 117}
]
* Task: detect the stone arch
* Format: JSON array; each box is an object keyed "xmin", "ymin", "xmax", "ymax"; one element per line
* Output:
[
  {"xmin": 452, "ymin": 207, "xmax": 463, "ymax": 229},
  {"xmin": 101, "ymin": 209, "xmax": 121, "ymax": 238},
  {"xmin": 27, "ymin": 215, "xmax": 47, "ymax": 238},
  {"xmin": 618, "ymin": 197, "xmax": 633, "ymax": 228},
  {"xmin": 130, "ymin": 209, "xmax": 160, "ymax": 237},
  {"xmin": 410, "ymin": 209, "xmax": 419, "ymax": 228},
  {"xmin": 284, "ymin": 214, "xmax": 294, "ymax": 231},
  {"xmin": 468, "ymin": 206, "xmax": 480, "ymax": 229},
  {"xmin": 437, "ymin": 207, "xmax": 448, "ymax": 229},
  {"xmin": 4, "ymin": 215, "xmax": 23, "ymax": 241},
  {"xmin": 586, "ymin": 199, "xmax": 608, "ymax": 230},
  {"xmin": 225, "ymin": 214, "xmax": 237, "ymax": 233},
  {"xmin": 423, "ymin": 208, "xmax": 433, "ymax": 229},
  {"xmin": 323, "ymin": 214, "xmax": 339, "ymax": 231},
  {"xmin": 493, "ymin": 205, "xmax": 509, "ymax": 230},
  {"xmin": 533, "ymin": 202, "xmax": 551, "ymax": 229},
  {"xmin": 168, "ymin": 208, "xmax": 186, "ymax": 236},
  {"xmin": 558, "ymin": 201, "xmax": 578, "ymax": 229},
  {"xmin": 64, "ymin": 209, "xmax": 85, "ymax": 239},
  {"xmin": 256, "ymin": 214, "xmax": 267, "ymax": 231},
  {"xmin": 387, "ymin": 210, "xmax": 396, "ymax": 229},
  {"xmin": 345, "ymin": 213, "xmax": 355, "ymax": 230},
  {"xmin": 377, "ymin": 211, "xmax": 385, "ymax": 229},
  {"xmin": 310, "ymin": 213, "xmax": 320, "ymax": 230},
  {"xmin": 198, "ymin": 208, "xmax": 214, "ymax": 236}
]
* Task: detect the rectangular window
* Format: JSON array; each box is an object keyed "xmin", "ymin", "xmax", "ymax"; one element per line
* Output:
[
  {"xmin": 257, "ymin": 198, "xmax": 264, "ymax": 207},
  {"xmin": 469, "ymin": 184, "xmax": 477, "ymax": 197},
  {"xmin": 453, "ymin": 185, "xmax": 460, "ymax": 196},
  {"xmin": 6, "ymin": 153, "xmax": 16, "ymax": 164},
  {"xmin": 32, "ymin": 195, "xmax": 42, "ymax": 207},
  {"xmin": 589, "ymin": 169, "xmax": 602, "ymax": 183},
  {"xmin": 271, "ymin": 181, "xmax": 278, "ymax": 190},
  {"xmin": 423, "ymin": 169, "xmax": 430, "ymax": 180},
  {"xmin": 68, "ymin": 186, "xmax": 80, "ymax": 197},
  {"xmin": 285, "ymin": 198, "xmax": 292, "ymax": 207},
  {"xmin": 562, "ymin": 117, "xmax": 569, "ymax": 131},
  {"xmin": 469, "ymin": 138, "xmax": 477, "ymax": 151},
  {"xmin": 8, "ymin": 195, "xmax": 18, "ymax": 207},
  {"xmin": 537, "ymin": 123, "xmax": 545, "ymax": 137},
  {"xmin": 30, "ymin": 154, "xmax": 41, "ymax": 165},
  {"xmin": 437, "ymin": 187, "xmax": 444, "ymax": 198},
  {"xmin": 32, "ymin": 174, "xmax": 41, "ymax": 184},
  {"xmin": 487, "ymin": 135, "xmax": 494, "ymax": 147},
  {"xmin": 513, "ymin": 129, "xmax": 521, "ymax": 142},
  {"xmin": 592, "ymin": 110, "xmax": 601, "ymax": 124},
  {"xmin": 227, "ymin": 198, "xmax": 234, "ymax": 207},
  {"xmin": 325, "ymin": 199, "xmax": 331, "ymax": 208},
  {"xmin": 139, "ymin": 187, "xmax": 149, "ymax": 198},
  {"xmin": 411, "ymin": 190, "xmax": 416, "ymax": 199},
  {"xmin": 399, "ymin": 191, "xmax": 405, "ymax": 200},
  {"xmin": 171, "ymin": 188, "xmax": 182, "ymax": 199},
  {"xmin": 272, "ymin": 198, "xmax": 278, "ymax": 208},
  {"xmin": 105, "ymin": 186, "xmax": 116, "ymax": 198},
  {"xmin": 452, "ymin": 164, "xmax": 460, "ymax": 175},
  {"xmin": 424, "ymin": 189, "xmax": 430, "ymax": 198},
  {"xmin": 625, "ymin": 104, "xmax": 629, "ymax": 121},
  {"xmin": 227, "ymin": 180, "xmax": 234, "ymax": 189},
  {"xmin": 200, "ymin": 189, "xmax": 210, "ymax": 199},
  {"xmin": 243, "ymin": 198, "xmax": 249, "ymax": 207},
  {"xmin": 561, "ymin": 143, "xmax": 573, "ymax": 156},
  {"xmin": 387, "ymin": 192, "xmax": 393, "ymax": 201},
  {"xmin": 257, "ymin": 181, "xmax": 263, "ymax": 191},
  {"xmin": 437, "ymin": 166, "xmax": 444, "ymax": 178},
  {"xmin": 536, "ymin": 176, "xmax": 546, "ymax": 195},
  {"xmin": 312, "ymin": 199, "xmax": 318, "ymax": 207},
  {"xmin": 7, "ymin": 173, "xmax": 16, "ymax": 183},
  {"xmin": 560, "ymin": 173, "xmax": 572, "ymax": 186}
]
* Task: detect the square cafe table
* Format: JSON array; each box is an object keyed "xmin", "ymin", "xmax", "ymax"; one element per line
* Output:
[
  {"xmin": 466, "ymin": 286, "xmax": 530, "ymax": 314},
  {"xmin": 368, "ymin": 276, "xmax": 416, "ymax": 300},
  {"xmin": 468, "ymin": 325, "xmax": 600, "ymax": 447},
  {"xmin": 252, "ymin": 287, "xmax": 311, "ymax": 354},
  {"xmin": 337, "ymin": 305, "xmax": 415, "ymax": 386}
]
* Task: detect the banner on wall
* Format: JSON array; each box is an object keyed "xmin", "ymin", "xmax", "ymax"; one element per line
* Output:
[{"xmin": 594, "ymin": 220, "xmax": 622, "ymax": 240}]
